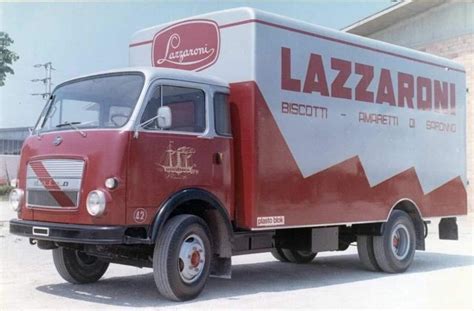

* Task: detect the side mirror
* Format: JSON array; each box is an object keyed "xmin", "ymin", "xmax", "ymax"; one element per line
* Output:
[{"xmin": 157, "ymin": 106, "xmax": 172, "ymax": 129}]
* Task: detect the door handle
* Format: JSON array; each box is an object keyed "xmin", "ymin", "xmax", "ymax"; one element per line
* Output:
[{"xmin": 213, "ymin": 152, "xmax": 223, "ymax": 165}]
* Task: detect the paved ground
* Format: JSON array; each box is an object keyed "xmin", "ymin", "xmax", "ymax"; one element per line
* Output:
[{"xmin": 1, "ymin": 198, "xmax": 473, "ymax": 309}]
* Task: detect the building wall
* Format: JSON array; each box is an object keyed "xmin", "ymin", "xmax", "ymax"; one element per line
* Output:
[
  {"xmin": 365, "ymin": 1, "xmax": 474, "ymax": 211},
  {"xmin": 0, "ymin": 155, "xmax": 20, "ymax": 184},
  {"xmin": 370, "ymin": 1, "xmax": 473, "ymax": 47},
  {"xmin": 0, "ymin": 127, "xmax": 30, "ymax": 182},
  {"xmin": 0, "ymin": 127, "xmax": 30, "ymax": 155}
]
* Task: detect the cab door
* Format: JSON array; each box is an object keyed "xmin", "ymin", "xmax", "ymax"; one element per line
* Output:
[{"xmin": 126, "ymin": 80, "xmax": 233, "ymax": 225}]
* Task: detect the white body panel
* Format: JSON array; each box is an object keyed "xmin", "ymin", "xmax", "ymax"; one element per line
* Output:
[{"xmin": 129, "ymin": 8, "xmax": 466, "ymax": 194}]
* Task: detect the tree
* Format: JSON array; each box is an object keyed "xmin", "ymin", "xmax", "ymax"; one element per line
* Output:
[{"xmin": 0, "ymin": 32, "xmax": 20, "ymax": 87}]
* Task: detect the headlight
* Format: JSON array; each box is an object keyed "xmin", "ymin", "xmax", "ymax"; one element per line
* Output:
[
  {"xmin": 86, "ymin": 190, "xmax": 106, "ymax": 216},
  {"xmin": 9, "ymin": 189, "xmax": 24, "ymax": 212}
]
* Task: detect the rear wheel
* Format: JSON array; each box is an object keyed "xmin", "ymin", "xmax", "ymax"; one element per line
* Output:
[
  {"xmin": 52, "ymin": 247, "xmax": 109, "ymax": 284},
  {"xmin": 270, "ymin": 247, "xmax": 289, "ymax": 262},
  {"xmin": 153, "ymin": 215, "xmax": 212, "ymax": 301},
  {"xmin": 373, "ymin": 210, "xmax": 416, "ymax": 273},
  {"xmin": 357, "ymin": 235, "xmax": 380, "ymax": 271},
  {"xmin": 281, "ymin": 249, "xmax": 317, "ymax": 263}
]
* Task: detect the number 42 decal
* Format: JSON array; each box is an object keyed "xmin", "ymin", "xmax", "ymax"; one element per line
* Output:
[{"xmin": 133, "ymin": 208, "xmax": 147, "ymax": 223}]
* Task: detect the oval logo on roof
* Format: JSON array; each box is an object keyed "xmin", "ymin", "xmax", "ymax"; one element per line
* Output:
[{"xmin": 152, "ymin": 19, "xmax": 220, "ymax": 71}]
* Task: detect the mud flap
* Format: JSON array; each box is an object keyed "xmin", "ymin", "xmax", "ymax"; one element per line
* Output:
[
  {"xmin": 439, "ymin": 217, "xmax": 458, "ymax": 240},
  {"xmin": 210, "ymin": 256, "xmax": 231, "ymax": 279}
]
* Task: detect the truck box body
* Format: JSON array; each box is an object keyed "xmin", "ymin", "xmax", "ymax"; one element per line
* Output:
[{"xmin": 129, "ymin": 8, "xmax": 467, "ymax": 230}]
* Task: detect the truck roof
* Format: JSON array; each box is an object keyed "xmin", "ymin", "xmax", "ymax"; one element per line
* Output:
[
  {"xmin": 55, "ymin": 67, "xmax": 229, "ymax": 91},
  {"xmin": 130, "ymin": 7, "xmax": 464, "ymax": 73}
]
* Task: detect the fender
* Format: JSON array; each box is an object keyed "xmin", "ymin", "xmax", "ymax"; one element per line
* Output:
[{"xmin": 149, "ymin": 188, "xmax": 233, "ymax": 243}]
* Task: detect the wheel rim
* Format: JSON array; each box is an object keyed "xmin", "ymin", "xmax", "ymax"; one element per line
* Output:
[
  {"xmin": 390, "ymin": 224, "xmax": 410, "ymax": 260},
  {"xmin": 178, "ymin": 234, "xmax": 205, "ymax": 284}
]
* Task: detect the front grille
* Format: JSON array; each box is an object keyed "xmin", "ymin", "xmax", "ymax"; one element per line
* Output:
[
  {"xmin": 26, "ymin": 159, "xmax": 84, "ymax": 208},
  {"xmin": 27, "ymin": 189, "xmax": 80, "ymax": 208}
]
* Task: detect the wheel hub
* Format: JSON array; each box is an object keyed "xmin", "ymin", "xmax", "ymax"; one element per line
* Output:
[
  {"xmin": 190, "ymin": 251, "xmax": 201, "ymax": 267},
  {"xmin": 390, "ymin": 224, "xmax": 410, "ymax": 260},
  {"xmin": 393, "ymin": 236, "xmax": 399, "ymax": 248},
  {"xmin": 178, "ymin": 234, "xmax": 205, "ymax": 284},
  {"xmin": 75, "ymin": 250, "xmax": 98, "ymax": 267}
]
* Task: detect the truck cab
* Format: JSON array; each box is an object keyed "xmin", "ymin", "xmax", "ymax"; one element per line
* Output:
[
  {"xmin": 10, "ymin": 67, "xmax": 236, "ymax": 300},
  {"xmin": 12, "ymin": 67, "xmax": 233, "ymax": 225}
]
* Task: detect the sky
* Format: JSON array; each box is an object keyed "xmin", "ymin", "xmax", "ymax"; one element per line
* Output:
[{"xmin": 0, "ymin": 0, "xmax": 393, "ymax": 128}]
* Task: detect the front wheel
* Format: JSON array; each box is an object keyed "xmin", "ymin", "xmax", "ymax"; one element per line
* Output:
[
  {"xmin": 52, "ymin": 247, "xmax": 109, "ymax": 284},
  {"xmin": 373, "ymin": 210, "xmax": 416, "ymax": 273},
  {"xmin": 153, "ymin": 215, "xmax": 212, "ymax": 301}
]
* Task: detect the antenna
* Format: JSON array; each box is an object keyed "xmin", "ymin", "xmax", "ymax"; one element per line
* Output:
[{"xmin": 31, "ymin": 62, "xmax": 55, "ymax": 99}]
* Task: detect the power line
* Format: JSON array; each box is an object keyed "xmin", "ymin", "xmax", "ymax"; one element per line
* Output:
[{"xmin": 31, "ymin": 62, "xmax": 55, "ymax": 99}]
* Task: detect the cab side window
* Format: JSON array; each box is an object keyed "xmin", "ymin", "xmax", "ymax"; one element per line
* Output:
[
  {"xmin": 163, "ymin": 86, "xmax": 205, "ymax": 133},
  {"xmin": 140, "ymin": 85, "xmax": 161, "ymax": 129},
  {"xmin": 214, "ymin": 93, "xmax": 231, "ymax": 136},
  {"xmin": 141, "ymin": 85, "xmax": 206, "ymax": 133}
]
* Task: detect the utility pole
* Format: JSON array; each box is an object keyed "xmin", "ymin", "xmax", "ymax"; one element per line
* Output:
[{"xmin": 31, "ymin": 62, "xmax": 55, "ymax": 99}]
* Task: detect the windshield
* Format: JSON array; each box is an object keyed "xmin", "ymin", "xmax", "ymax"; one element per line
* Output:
[{"xmin": 36, "ymin": 73, "xmax": 144, "ymax": 133}]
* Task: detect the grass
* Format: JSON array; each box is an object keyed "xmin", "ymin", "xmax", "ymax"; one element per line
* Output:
[{"xmin": 0, "ymin": 185, "xmax": 13, "ymax": 197}]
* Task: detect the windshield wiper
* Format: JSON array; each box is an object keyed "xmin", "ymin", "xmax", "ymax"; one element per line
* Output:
[
  {"xmin": 56, "ymin": 121, "xmax": 87, "ymax": 137},
  {"xmin": 56, "ymin": 121, "xmax": 81, "ymax": 128}
]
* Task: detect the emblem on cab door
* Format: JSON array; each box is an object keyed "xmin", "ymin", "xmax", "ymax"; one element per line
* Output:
[
  {"xmin": 152, "ymin": 19, "xmax": 220, "ymax": 71},
  {"xmin": 157, "ymin": 141, "xmax": 199, "ymax": 179},
  {"xmin": 53, "ymin": 136, "xmax": 63, "ymax": 146}
]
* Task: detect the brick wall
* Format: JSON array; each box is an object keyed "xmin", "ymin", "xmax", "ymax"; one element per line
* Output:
[{"xmin": 417, "ymin": 34, "xmax": 474, "ymax": 211}]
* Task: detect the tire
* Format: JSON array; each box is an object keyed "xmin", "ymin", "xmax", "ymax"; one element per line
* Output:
[
  {"xmin": 281, "ymin": 249, "xmax": 317, "ymax": 263},
  {"xmin": 153, "ymin": 215, "xmax": 212, "ymax": 301},
  {"xmin": 373, "ymin": 210, "xmax": 416, "ymax": 273},
  {"xmin": 270, "ymin": 247, "xmax": 289, "ymax": 262},
  {"xmin": 357, "ymin": 235, "xmax": 380, "ymax": 271},
  {"xmin": 52, "ymin": 247, "xmax": 109, "ymax": 284}
]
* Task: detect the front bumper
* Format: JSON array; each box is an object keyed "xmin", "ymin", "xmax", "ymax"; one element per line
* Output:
[{"xmin": 10, "ymin": 219, "xmax": 128, "ymax": 244}]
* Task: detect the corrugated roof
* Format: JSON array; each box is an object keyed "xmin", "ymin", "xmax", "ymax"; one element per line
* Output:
[
  {"xmin": 0, "ymin": 127, "xmax": 30, "ymax": 140},
  {"xmin": 343, "ymin": 0, "xmax": 445, "ymax": 36}
]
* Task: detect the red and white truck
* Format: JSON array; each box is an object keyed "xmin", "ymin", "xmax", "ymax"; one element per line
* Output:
[{"xmin": 9, "ymin": 8, "xmax": 467, "ymax": 301}]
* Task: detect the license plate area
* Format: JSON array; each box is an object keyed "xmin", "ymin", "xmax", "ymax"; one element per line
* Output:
[{"xmin": 32, "ymin": 226, "xmax": 50, "ymax": 237}]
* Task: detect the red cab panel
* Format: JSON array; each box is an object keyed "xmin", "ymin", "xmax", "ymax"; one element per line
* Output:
[
  {"xmin": 126, "ymin": 132, "xmax": 233, "ymax": 225},
  {"xmin": 18, "ymin": 130, "xmax": 131, "ymax": 225}
]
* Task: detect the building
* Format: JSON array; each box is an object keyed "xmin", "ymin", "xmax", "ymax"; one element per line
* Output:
[
  {"xmin": 0, "ymin": 127, "xmax": 30, "ymax": 183},
  {"xmin": 0, "ymin": 127, "xmax": 30, "ymax": 155},
  {"xmin": 343, "ymin": 0, "xmax": 473, "ymax": 210}
]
